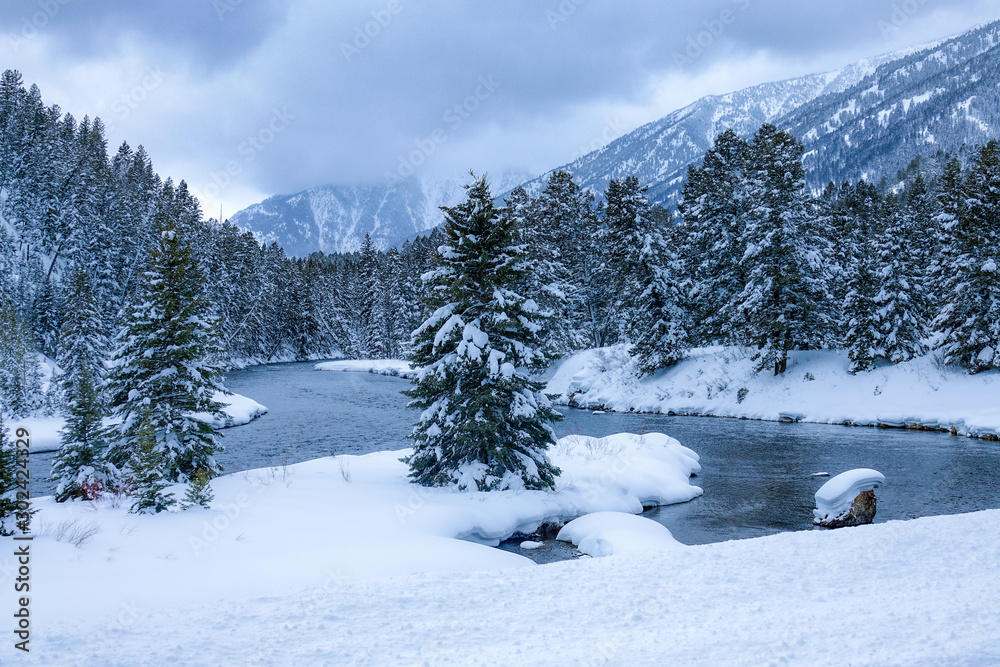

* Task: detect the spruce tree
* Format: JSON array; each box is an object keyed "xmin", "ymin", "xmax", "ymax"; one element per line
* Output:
[
  {"xmin": 0, "ymin": 413, "xmax": 20, "ymax": 535},
  {"xmin": 872, "ymin": 195, "xmax": 928, "ymax": 364},
  {"xmin": 128, "ymin": 413, "xmax": 176, "ymax": 514},
  {"xmin": 105, "ymin": 216, "xmax": 228, "ymax": 483},
  {"xmin": 605, "ymin": 177, "xmax": 689, "ymax": 374},
  {"xmin": 678, "ymin": 129, "xmax": 750, "ymax": 345},
  {"xmin": 933, "ymin": 143, "xmax": 1000, "ymax": 372},
  {"xmin": 50, "ymin": 365, "xmax": 109, "ymax": 501},
  {"xmin": 404, "ymin": 174, "xmax": 561, "ymax": 491},
  {"xmin": 182, "ymin": 467, "xmax": 214, "ymax": 509},
  {"xmin": 732, "ymin": 125, "xmax": 835, "ymax": 375}
]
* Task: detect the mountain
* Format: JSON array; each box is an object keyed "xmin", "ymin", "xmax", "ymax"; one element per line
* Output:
[
  {"xmin": 234, "ymin": 20, "xmax": 1000, "ymax": 256},
  {"xmin": 514, "ymin": 50, "xmax": 916, "ymax": 204},
  {"xmin": 230, "ymin": 171, "xmax": 530, "ymax": 257},
  {"xmin": 781, "ymin": 20, "xmax": 1000, "ymax": 188}
]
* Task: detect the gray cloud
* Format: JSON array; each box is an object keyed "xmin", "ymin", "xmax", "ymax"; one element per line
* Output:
[{"xmin": 2, "ymin": 0, "xmax": 999, "ymax": 215}]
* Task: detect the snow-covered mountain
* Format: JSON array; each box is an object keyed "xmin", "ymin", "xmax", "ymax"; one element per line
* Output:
[
  {"xmin": 230, "ymin": 171, "xmax": 530, "ymax": 257},
  {"xmin": 234, "ymin": 20, "xmax": 1000, "ymax": 256},
  {"xmin": 781, "ymin": 20, "xmax": 1000, "ymax": 188},
  {"xmin": 515, "ymin": 49, "xmax": 916, "ymax": 204}
]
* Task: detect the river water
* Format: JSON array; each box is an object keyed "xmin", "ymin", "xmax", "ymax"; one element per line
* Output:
[{"xmin": 29, "ymin": 362, "xmax": 1000, "ymax": 548}]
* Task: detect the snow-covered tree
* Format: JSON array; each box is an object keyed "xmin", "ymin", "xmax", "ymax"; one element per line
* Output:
[
  {"xmin": 605, "ymin": 176, "xmax": 688, "ymax": 374},
  {"xmin": 405, "ymin": 174, "xmax": 561, "ymax": 491},
  {"xmin": 933, "ymin": 142, "xmax": 1000, "ymax": 372},
  {"xmin": 678, "ymin": 129, "xmax": 750, "ymax": 344},
  {"xmin": 732, "ymin": 125, "xmax": 835, "ymax": 375},
  {"xmin": 871, "ymin": 195, "xmax": 928, "ymax": 364},
  {"xmin": 50, "ymin": 364, "xmax": 109, "ymax": 501},
  {"xmin": 105, "ymin": 216, "xmax": 228, "ymax": 483},
  {"xmin": 0, "ymin": 413, "xmax": 20, "ymax": 535}
]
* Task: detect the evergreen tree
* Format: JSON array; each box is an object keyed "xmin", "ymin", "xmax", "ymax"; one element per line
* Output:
[
  {"xmin": 933, "ymin": 142, "xmax": 1000, "ymax": 371},
  {"xmin": 872, "ymin": 195, "xmax": 928, "ymax": 363},
  {"xmin": 128, "ymin": 412, "xmax": 176, "ymax": 514},
  {"xmin": 0, "ymin": 288, "xmax": 42, "ymax": 417},
  {"xmin": 0, "ymin": 413, "xmax": 20, "ymax": 535},
  {"xmin": 678, "ymin": 129, "xmax": 750, "ymax": 344},
  {"xmin": 405, "ymin": 174, "xmax": 561, "ymax": 491},
  {"xmin": 519, "ymin": 171, "xmax": 595, "ymax": 354},
  {"xmin": 50, "ymin": 364, "xmax": 109, "ymax": 501},
  {"xmin": 105, "ymin": 216, "xmax": 228, "ymax": 482},
  {"xmin": 732, "ymin": 125, "xmax": 835, "ymax": 375},
  {"xmin": 605, "ymin": 177, "xmax": 688, "ymax": 374},
  {"xmin": 182, "ymin": 467, "xmax": 214, "ymax": 509}
]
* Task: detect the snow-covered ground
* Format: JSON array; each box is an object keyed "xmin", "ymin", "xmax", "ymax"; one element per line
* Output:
[
  {"xmin": 5, "ymin": 430, "xmax": 999, "ymax": 664},
  {"xmin": 11, "ymin": 390, "xmax": 268, "ymax": 453},
  {"xmin": 545, "ymin": 345, "xmax": 1000, "ymax": 439},
  {"xmin": 5, "ymin": 432, "xmax": 703, "ymax": 660},
  {"xmin": 314, "ymin": 358, "xmax": 416, "ymax": 377}
]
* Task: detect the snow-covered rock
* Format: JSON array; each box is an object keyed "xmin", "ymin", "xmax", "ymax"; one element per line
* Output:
[
  {"xmin": 813, "ymin": 468, "xmax": 885, "ymax": 526},
  {"xmin": 557, "ymin": 511, "xmax": 681, "ymax": 557}
]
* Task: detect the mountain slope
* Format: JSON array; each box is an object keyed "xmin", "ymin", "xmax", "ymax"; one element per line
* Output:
[
  {"xmin": 231, "ymin": 172, "xmax": 529, "ymax": 256},
  {"xmin": 781, "ymin": 20, "xmax": 1000, "ymax": 187},
  {"xmin": 515, "ymin": 50, "xmax": 912, "ymax": 204}
]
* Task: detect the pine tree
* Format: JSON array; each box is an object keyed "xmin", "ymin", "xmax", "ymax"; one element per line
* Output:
[
  {"xmin": 933, "ymin": 143, "xmax": 1000, "ymax": 372},
  {"xmin": 105, "ymin": 215, "xmax": 228, "ymax": 483},
  {"xmin": 732, "ymin": 125, "xmax": 835, "ymax": 375},
  {"xmin": 128, "ymin": 413, "xmax": 176, "ymax": 514},
  {"xmin": 678, "ymin": 129, "xmax": 750, "ymax": 344},
  {"xmin": 0, "ymin": 413, "xmax": 20, "ymax": 535},
  {"xmin": 182, "ymin": 468, "xmax": 214, "ymax": 509},
  {"xmin": 50, "ymin": 365, "xmax": 109, "ymax": 501},
  {"xmin": 605, "ymin": 177, "xmax": 688, "ymax": 374},
  {"xmin": 0, "ymin": 288, "xmax": 42, "ymax": 417},
  {"xmin": 872, "ymin": 195, "xmax": 928, "ymax": 364},
  {"xmin": 405, "ymin": 174, "xmax": 561, "ymax": 491}
]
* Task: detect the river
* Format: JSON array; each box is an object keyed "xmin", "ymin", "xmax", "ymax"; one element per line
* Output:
[{"xmin": 28, "ymin": 361, "xmax": 1000, "ymax": 548}]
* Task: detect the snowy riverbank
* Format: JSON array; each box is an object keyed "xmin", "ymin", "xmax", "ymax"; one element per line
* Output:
[
  {"xmin": 314, "ymin": 358, "xmax": 417, "ymax": 378},
  {"xmin": 10, "ymin": 390, "xmax": 269, "ymax": 453},
  {"xmin": 545, "ymin": 345, "xmax": 1000, "ymax": 440},
  {"xmin": 8, "ymin": 431, "xmax": 999, "ymax": 663}
]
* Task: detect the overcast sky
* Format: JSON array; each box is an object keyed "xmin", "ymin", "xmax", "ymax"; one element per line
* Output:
[{"xmin": 2, "ymin": 0, "xmax": 999, "ymax": 218}]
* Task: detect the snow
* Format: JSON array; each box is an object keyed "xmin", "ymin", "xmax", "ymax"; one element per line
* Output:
[
  {"xmin": 813, "ymin": 468, "xmax": 886, "ymax": 523},
  {"xmin": 314, "ymin": 358, "xmax": 415, "ymax": 377},
  {"xmin": 12, "ymin": 390, "xmax": 268, "ymax": 454},
  {"xmin": 557, "ymin": 511, "xmax": 681, "ymax": 556},
  {"xmin": 10, "ymin": 462, "xmax": 1000, "ymax": 664},
  {"xmin": 545, "ymin": 345, "xmax": 1000, "ymax": 439}
]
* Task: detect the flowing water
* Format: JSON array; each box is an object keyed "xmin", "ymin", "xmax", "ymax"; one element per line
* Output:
[{"xmin": 29, "ymin": 362, "xmax": 1000, "ymax": 551}]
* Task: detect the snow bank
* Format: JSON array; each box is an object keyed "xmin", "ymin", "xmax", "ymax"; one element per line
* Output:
[
  {"xmin": 546, "ymin": 345, "xmax": 1000, "ymax": 439},
  {"xmin": 10, "ymin": 390, "xmax": 268, "ymax": 453},
  {"xmin": 314, "ymin": 358, "xmax": 416, "ymax": 378},
  {"xmin": 17, "ymin": 500, "xmax": 1000, "ymax": 665},
  {"xmin": 814, "ymin": 468, "xmax": 885, "ymax": 523},
  {"xmin": 557, "ymin": 511, "xmax": 681, "ymax": 556}
]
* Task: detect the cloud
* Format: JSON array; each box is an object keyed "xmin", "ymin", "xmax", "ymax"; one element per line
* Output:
[{"xmin": 2, "ymin": 0, "xmax": 999, "ymax": 217}]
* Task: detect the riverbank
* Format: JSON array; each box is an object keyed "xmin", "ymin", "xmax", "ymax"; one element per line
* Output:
[
  {"xmin": 11, "ymin": 438, "xmax": 999, "ymax": 664},
  {"xmin": 544, "ymin": 345, "xmax": 1000, "ymax": 440},
  {"xmin": 10, "ymin": 390, "xmax": 269, "ymax": 453}
]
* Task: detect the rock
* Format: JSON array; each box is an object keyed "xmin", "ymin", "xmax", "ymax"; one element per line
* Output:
[
  {"xmin": 813, "ymin": 468, "xmax": 884, "ymax": 528},
  {"xmin": 814, "ymin": 489, "xmax": 877, "ymax": 528}
]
